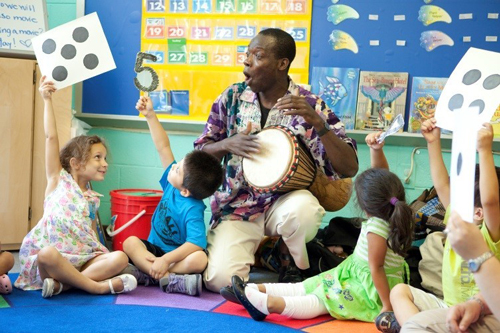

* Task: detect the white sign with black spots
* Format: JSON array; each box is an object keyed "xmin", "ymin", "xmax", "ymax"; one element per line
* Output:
[
  {"xmin": 435, "ymin": 47, "xmax": 500, "ymax": 132},
  {"xmin": 31, "ymin": 12, "xmax": 116, "ymax": 89},
  {"xmin": 450, "ymin": 107, "xmax": 479, "ymax": 223}
]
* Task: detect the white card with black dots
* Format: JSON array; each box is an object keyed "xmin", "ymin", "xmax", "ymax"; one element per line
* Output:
[
  {"xmin": 32, "ymin": 12, "xmax": 116, "ymax": 89},
  {"xmin": 435, "ymin": 47, "xmax": 500, "ymax": 132}
]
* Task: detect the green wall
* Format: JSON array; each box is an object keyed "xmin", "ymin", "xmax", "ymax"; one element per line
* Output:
[{"xmin": 87, "ymin": 127, "xmax": 454, "ymax": 228}]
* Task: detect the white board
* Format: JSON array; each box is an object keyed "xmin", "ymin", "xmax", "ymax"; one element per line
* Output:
[{"xmin": 0, "ymin": 0, "xmax": 48, "ymax": 58}]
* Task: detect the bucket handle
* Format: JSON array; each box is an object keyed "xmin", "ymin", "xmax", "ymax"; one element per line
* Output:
[{"xmin": 106, "ymin": 209, "xmax": 147, "ymax": 237}]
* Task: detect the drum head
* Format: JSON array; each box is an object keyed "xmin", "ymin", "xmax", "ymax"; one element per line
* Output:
[{"xmin": 242, "ymin": 128, "xmax": 294, "ymax": 189}]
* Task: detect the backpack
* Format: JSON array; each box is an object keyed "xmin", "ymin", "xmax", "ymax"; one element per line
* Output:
[
  {"xmin": 301, "ymin": 217, "xmax": 362, "ymax": 278},
  {"xmin": 409, "ymin": 186, "xmax": 446, "ymax": 246}
]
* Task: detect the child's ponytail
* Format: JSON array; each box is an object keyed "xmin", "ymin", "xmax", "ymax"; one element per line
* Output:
[{"xmin": 388, "ymin": 198, "xmax": 414, "ymax": 257}]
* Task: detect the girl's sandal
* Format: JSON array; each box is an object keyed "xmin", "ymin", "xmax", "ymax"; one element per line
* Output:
[
  {"xmin": 108, "ymin": 274, "xmax": 137, "ymax": 294},
  {"xmin": 42, "ymin": 278, "xmax": 64, "ymax": 298},
  {"xmin": 0, "ymin": 274, "xmax": 12, "ymax": 294}
]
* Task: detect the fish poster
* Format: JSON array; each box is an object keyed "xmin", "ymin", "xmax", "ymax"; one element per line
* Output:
[
  {"xmin": 311, "ymin": 67, "xmax": 360, "ymax": 130},
  {"xmin": 355, "ymin": 71, "xmax": 409, "ymax": 131}
]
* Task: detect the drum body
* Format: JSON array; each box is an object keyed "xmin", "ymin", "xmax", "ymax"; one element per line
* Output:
[
  {"xmin": 242, "ymin": 126, "xmax": 316, "ymax": 193},
  {"xmin": 242, "ymin": 125, "xmax": 353, "ymax": 211}
]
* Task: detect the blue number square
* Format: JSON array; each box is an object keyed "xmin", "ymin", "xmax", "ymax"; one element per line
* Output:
[
  {"xmin": 147, "ymin": 0, "xmax": 165, "ymax": 12},
  {"xmin": 170, "ymin": 0, "xmax": 188, "ymax": 13},
  {"xmin": 192, "ymin": 0, "xmax": 212, "ymax": 13},
  {"xmin": 144, "ymin": 51, "xmax": 165, "ymax": 64}
]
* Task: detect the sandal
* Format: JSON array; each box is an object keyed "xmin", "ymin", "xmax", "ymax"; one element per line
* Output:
[
  {"xmin": 0, "ymin": 274, "xmax": 12, "ymax": 294},
  {"xmin": 108, "ymin": 274, "xmax": 137, "ymax": 294},
  {"xmin": 42, "ymin": 278, "xmax": 64, "ymax": 298}
]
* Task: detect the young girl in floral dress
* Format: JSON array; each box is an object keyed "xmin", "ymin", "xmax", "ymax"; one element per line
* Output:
[{"xmin": 14, "ymin": 76, "xmax": 137, "ymax": 298}]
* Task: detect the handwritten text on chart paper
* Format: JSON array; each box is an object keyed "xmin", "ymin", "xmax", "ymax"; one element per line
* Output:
[{"xmin": 0, "ymin": 1, "xmax": 45, "ymax": 51}]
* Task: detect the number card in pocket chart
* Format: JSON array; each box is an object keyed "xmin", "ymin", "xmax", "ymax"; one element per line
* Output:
[
  {"xmin": 435, "ymin": 48, "xmax": 500, "ymax": 132},
  {"xmin": 32, "ymin": 12, "xmax": 116, "ymax": 89}
]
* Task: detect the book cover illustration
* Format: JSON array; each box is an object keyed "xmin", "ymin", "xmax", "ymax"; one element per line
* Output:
[
  {"xmin": 355, "ymin": 71, "xmax": 409, "ymax": 131},
  {"xmin": 490, "ymin": 104, "xmax": 500, "ymax": 138},
  {"xmin": 408, "ymin": 77, "xmax": 448, "ymax": 133},
  {"xmin": 311, "ymin": 67, "xmax": 360, "ymax": 130}
]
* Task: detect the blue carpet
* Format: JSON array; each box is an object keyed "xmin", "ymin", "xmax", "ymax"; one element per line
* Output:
[{"xmin": 0, "ymin": 273, "xmax": 296, "ymax": 332}]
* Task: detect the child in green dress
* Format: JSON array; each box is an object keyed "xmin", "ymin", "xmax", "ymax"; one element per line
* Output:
[{"xmin": 227, "ymin": 132, "xmax": 414, "ymax": 323}]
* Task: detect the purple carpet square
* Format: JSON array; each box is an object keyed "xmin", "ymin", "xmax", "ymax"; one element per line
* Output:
[{"xmin": 116, "ymin": 285, "xmax": 225, "ymax": 311}]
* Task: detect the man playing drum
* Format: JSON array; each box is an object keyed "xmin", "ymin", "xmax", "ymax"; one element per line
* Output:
[{"xmin": 194, "ymin": 28, "xmax": 359, "ymax": 293}]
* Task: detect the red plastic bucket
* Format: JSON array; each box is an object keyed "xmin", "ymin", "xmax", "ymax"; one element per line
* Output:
[{"xmin": 108, "ymin": 189, "xmax": 163, "ymax": 251}]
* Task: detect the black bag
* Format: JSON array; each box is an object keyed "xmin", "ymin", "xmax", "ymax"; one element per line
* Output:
[{"xmin": 301, "ymin": 217, "xmax": 362, "ymax": 278}]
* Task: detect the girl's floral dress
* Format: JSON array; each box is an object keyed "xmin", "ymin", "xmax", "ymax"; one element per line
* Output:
[{"xmin": 15, "ymin": 169, "xmax": 109, "ymax": 290}]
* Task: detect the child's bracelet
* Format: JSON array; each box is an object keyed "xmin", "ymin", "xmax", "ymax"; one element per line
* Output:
[{"xmin": 468, "ymin": 296, "xmax": 485, "ymax": 319}]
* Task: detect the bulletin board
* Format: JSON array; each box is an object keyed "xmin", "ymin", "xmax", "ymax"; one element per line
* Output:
[
  {"xmin": 80, "ymin": 0, "xmax": 500, "ymax": 121},
  {"xmin": 139, "ymin": 0, "xmax": 312, "ymax": 122},
  {"xmin": 310, "ymin": 1, "xmax": 500, "ymax": 78}
]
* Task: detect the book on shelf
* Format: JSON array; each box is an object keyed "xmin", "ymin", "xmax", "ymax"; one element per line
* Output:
[
  {"xmin": 490, "ymin": 104, "xmax": 500, "ymax": 138},
  {"xmin": 355, "ymin": 71, "xmax": 409, "ymax": 131},
  {"xmin": 311, "ymin": 67, "xmax": 360, "ymax": 130},
  {"xmin": 408, "ymin": 77, "xmax": 448, "ymax": 133}
]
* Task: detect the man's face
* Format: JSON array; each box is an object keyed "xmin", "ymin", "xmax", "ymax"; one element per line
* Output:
[{"xmin": 243, "ymin": 34, "xmax": 280, "ymax": 93}]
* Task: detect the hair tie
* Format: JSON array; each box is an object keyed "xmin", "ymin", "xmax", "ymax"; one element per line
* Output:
[{"xmin": 390, "ymin": 197, "xmax": 399, "ymax": 206}]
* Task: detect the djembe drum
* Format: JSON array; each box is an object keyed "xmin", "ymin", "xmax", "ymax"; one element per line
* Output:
[{"xmin": 242, "ymin": 125, "xmax": 352, "ymax": 212}]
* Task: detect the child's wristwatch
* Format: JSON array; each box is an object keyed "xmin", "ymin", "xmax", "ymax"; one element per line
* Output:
[
  {"xmin": 468, "ymin": 250, "xmax": 494, "ymax": 273},
  {"xmin": 317, "ymin": 122, "xmax": 330, "ymax": 137}
]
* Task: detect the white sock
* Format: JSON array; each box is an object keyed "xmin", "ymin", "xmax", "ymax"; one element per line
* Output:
[
  {"xmin": 244, "ymin": 286, "xmax": 270, "ymax": 315},
  {"xmin": 281, "ymin": 295, "xmax": 328, "ymax": 319},
  {"xmin": 246, "ymin": 283, "xmax": 258, "ymax": 290},
  {"xmin": 263, "ymin": 282, "xmax": 306, "ymax": 296}
]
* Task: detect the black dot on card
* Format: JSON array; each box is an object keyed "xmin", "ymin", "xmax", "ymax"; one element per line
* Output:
[
  {"xmin": 83, "ymin": 54, "xmax": 99, "ymax": 70},
  {"xmin": 483, "ymin": 74, "xmax": 500, "ymax": 90},
  {"xmin": 73, "ymin": 27, "xmax": 89, "ymax": 43},
  {"xmin": 42, "ymin": 39, "xmax": 56, "ymax": 54},
  {"xmin": 448, "ymin": 94, "xmax": 464, "ymax": 111},
  {"xmin": 462, "ymin": 69, "xmax": 481, "ymax": 85},
  {"xmin": 61, "ymin": 44, "xmax": 77, "ymax": 59},
  {"xmin": 469, "ymin": 100, "xmax": 485, "ymax": 114},
  {"xmin": 457, "ymin": 153, "xmax": 462, "ymax": 176},
  {"xmin": 52, "ymin": 66, "xmax": 68, "ymax": 81}
]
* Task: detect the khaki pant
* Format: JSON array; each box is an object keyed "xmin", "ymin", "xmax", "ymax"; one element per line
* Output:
[
  {"xmin": 402, "ymin": 308, "xmax": 500, "ymax": 332},
  {"xmin": 203, "ymin": 190, "xmax": 325, "ymax": 292}
]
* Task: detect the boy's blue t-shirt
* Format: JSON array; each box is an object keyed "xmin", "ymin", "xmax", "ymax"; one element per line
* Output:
[{"xmin": 148, "ymin": 161, "xmax": 207, "ymax": 253}]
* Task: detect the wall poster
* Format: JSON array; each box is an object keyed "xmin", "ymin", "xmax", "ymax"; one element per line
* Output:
[{"xmin": 140, "ymin": 0, "xmax": 312, "ymax": 122}]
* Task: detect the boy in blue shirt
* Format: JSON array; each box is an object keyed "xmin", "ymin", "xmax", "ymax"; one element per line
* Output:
[{"xmin": 122, "ymin": 96, "xmax": 224, "ymax": 296}]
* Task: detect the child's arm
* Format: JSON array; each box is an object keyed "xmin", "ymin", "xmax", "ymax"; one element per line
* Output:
[
  {"xmin": 367, "ymin": 232, "xmax": 392, "ymax": 313},
  {"xmin": 40, "ymin": 76, "xmax": 62, "ymax": 197},
  {"xmin": 148, "ymin": 242, "xmax": 204, "ymax": 280},
  {"xmin": 421, "ymin": 118, "xmax": 450, "ymax": 208},
  {"xmin": 477, "ymin": 123, "xmax": 500, "ymax": 241},
  {"xmin": 136, "ymin": 96, "xmax": 174, "ymax": 168},
  {"xmin": 365, "ymin": 131, "xmax": 389, "ymax": 170}
]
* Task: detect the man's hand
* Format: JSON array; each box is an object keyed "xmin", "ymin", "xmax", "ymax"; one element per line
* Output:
[
  {"xmin": 421, "ymin": 118, "xmax": 441, "ymax": 144},
  {"xmin": 446, "ymin": 299, "xmax": 482, "ymax": 333},
  {"xmin": 39, "ymin": 76, "xmax": 56, "ymax": 101},
  {"xmin": 147, "ymin": 256, "xmax": 170, "ymax": 280},
  {"xmin": 136, "ymin": 96, "xmax": 155, "ymax": 118},
  {"xmin": 223, "ymin": 121, "xmax": 260, "ymax": 159},
  {"xmin": 275, "ymin": 87, "xmax": 323, "ymax": 127},
  {"xmin": 446, "ymin": 211, "xmax": 490, "ymax": 261}
]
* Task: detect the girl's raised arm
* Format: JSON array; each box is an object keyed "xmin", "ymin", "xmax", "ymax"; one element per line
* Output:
[{"xmin": 40, "ymin": 76, "xmax": 62, "ymax": 196}]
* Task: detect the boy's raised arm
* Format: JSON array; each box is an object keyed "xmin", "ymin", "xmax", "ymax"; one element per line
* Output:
[
  {"xmin": 136, "ymin": 96, "xmax": 174, "ymax": 168},
  {"xmin": 477, "ymin": 123, "xmax": 500, "ymax": 241},
  {"xmin": 422, "ymin": 118, "xmax": 450, "ymax": 208}
]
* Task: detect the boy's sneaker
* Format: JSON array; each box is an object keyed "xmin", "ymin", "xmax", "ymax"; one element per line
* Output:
[
  {"xmin": 159, "ymin": 273, "xmax": 202, "ymax": 296},
  {"xmin": 375, "ymin": 311, "xmax": 401, "ymax": 333},
  {"xmin": 120, "ymin": 264, "xmax": 158, "ymax": 286}
]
